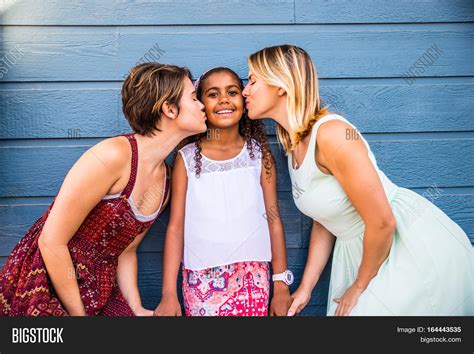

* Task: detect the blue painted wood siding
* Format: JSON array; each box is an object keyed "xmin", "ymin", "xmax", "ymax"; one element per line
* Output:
[{"xmin": 1, "ymin": 1, "xmax": 473, "ymax": 316}]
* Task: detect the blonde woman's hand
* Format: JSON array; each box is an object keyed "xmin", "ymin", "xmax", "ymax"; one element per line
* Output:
[
  {"xmin": 333, "ymin": 282, "xmax": 364, "ymax": 316},
  {"xmin": 287, "ymin": 286, "xmax": 312, "ymax": 316}
]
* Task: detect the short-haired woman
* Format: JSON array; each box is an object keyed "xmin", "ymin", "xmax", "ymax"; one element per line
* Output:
[{"xmin": 0, "ymin": 63, "xmax": 207, "ymax": 316}]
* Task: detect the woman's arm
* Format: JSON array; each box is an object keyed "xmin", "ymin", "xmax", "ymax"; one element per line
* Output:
[
  {"xmin": 154, "ymin": 153, "xmax": 187, "ymax": 316},
  {"xmin": 38, "ymin": 138, "xmax": 127, "ymax": 316},
  {"xmin": 117, "ymin": 227, "xmax": 152, "ymax": 316},
  {"xmin": 317, "ymin": 120, "xmax": 396, "ymax": 316},
  {"xmin": 287, "ymin": 220, "xmax": 335, "ymax": 316},
  {"xmin": 260, "ymin": 155, "xmax": 292, "ymax": 316}
]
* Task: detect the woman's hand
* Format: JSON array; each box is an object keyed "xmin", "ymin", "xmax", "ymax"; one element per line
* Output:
[
  {"xmin": 333, "ymin": 282, "xmax": 365, "ymax": 316},
  {"xmin": 153, "ymin": 295, "xmax": 182, "ymax": 316},
  {"xmin": 287, "ymin": 286, "xmax": 312, "ymax": 316},
  {"xmin": 133, "ymin": 306, "xmax": 154, "ymax": 316},
  {"xmin": 269, "ymin": 283, "xmax": 292, "ymax": 316}
]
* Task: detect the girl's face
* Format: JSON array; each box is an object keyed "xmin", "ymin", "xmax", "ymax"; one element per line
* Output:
[
  {"xmin": 242, "ymin": 68, "xmax": 280, "ymax": 120},
  {"xmin": 176, "ymin": 77, "xmax": 207, "ymax": 134},
  {"xmin": 200, "ymin": 71, "xmax": 244, "ymax": 129}
]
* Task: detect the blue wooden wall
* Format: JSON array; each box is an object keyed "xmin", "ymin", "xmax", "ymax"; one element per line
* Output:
[{"xmin": 1, "ymin": 1, "xmax": 473, "ymax": 316}]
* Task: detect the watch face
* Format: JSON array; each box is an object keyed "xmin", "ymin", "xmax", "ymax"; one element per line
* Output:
[{"xmin": 285, "ymin": 271, "xmax": 294, "ymax": 285}]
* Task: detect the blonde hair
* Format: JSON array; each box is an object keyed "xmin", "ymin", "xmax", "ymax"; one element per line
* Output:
[{"xmin": 248, "ymin": 45, "xmax": 329, "ymax": 153}]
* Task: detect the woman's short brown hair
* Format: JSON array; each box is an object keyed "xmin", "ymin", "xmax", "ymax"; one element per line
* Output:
[{"xmin": 121, "ymin": 63, "xmax": 192, "ymax": 136}]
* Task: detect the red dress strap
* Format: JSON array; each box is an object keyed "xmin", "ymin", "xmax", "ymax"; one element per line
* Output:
[
  {"xmin": 121, "ymin": 133, "xmax": 138, "ymax": 199},
  {"xmin": 162, "ymin": 163, "xmax": 172, "ymax": 205}
]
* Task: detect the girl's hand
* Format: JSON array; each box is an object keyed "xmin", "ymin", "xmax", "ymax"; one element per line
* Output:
[
  {"xmin": 153, "ymin": 295, "xmax": 182, "ymax": 316},
  {"xmin": 287, "ymin": 286, "xmax": 312, "ymax": 316},
  {"xmin": 269, "ymin": 283, "xmax": 292, "ymax": 316},
  {"xmin": 333, "ymin": 283, "xmax": 364, "ymax": 316},
  {"xmin": 133, "ymin": 306, "xmax": 154, "ymax": 316}
]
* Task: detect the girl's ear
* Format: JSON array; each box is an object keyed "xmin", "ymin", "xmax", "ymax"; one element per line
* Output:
[
  {"xmin": 277, "ymin": 87, "xmax": 287, "ymax": 97},
  {"xmin": 162, "ymin": 101, "xmax": 178, "ymax": 119}
]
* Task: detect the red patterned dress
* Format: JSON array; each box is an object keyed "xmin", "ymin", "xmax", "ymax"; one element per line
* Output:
[{"xmin": 0, "ymin": 134, "xmax": 170, "ymax": 316}]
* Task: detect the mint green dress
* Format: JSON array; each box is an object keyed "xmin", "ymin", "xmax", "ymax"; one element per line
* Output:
[{"xmin": 288, "ymin": 114, "xmax": 473, "ymax": 316}]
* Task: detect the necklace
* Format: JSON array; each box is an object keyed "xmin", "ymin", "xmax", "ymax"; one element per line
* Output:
[{"xmin": 293, "ymin": 145, "xmax": 300, "ymax": 169}]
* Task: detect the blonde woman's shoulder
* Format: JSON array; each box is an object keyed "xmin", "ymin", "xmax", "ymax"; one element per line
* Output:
[{"xmin": 316, "ymin": 114, "xmax": 356, "ymax": 147}]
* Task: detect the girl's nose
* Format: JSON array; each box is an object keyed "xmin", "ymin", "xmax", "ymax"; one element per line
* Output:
[{"xmin": 219, "ymin": 96, "xmax": 230, "ymax": 104}]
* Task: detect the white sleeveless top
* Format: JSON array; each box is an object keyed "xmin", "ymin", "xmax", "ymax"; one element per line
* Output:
[
  {"xmin": 287, "ymin": 114, "xmax": 398, "ymax": 239},
  {"xmin": 179, "ymin": 140, "xmax": 272, "ymax": 270}
]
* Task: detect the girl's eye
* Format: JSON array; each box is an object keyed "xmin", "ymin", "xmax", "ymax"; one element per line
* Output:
[
  {"xmin": 228, "ymin": 91, "xmax": 239, "ymax": 96},
  {"xmin": 208, "ymin": 92, "xmax": 218, "ymax": 98}
]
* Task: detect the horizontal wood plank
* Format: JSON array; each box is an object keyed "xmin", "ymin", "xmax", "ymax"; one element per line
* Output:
[
  {"xmin": 296, "ymin": 0, "xmax": 474, "ymax": 24},
  {"xmin": 1, "ymin": 138, "xmax": 472, "ymax": 197},
  {"xmin": 2, "ymin": 0, "xmax": 472, "ymax": 25},
  {"xmin": 0, "ymin": 0, "xmax": 295, "ymax": 25},
  {"xmin": 1, "ymin": 24, "xmax": 472, "ymax": 81},
  {"xmin": 1, "ymin": 78, "xmax": 473, "ymax": 139}
]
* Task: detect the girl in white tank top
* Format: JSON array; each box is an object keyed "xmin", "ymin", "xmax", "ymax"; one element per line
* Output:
[{"xmin": 154, "ymin": 67, "xmax": 292, "ymax": 317}]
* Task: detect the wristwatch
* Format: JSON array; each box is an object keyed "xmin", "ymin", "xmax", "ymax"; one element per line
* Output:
[{"xmin": 272, "ymin": 270, "xmax": 294, "ymax": 286}]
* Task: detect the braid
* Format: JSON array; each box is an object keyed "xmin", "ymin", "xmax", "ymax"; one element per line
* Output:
[
  {"xmin": 193, "ymin": 139, "xmax": 203, "ymax": 177},
  {"xmin": 174, "ymin": 132, "xmax": 205, "ymax": 177},
  {"xmin": 240, "ymin": 116, "xmax": 274, "ymax": 181}
]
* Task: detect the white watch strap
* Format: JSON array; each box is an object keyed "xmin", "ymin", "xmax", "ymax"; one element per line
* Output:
[{"xmin": 272, "ymin": 273, "xmax": 285, "ymax": 282}]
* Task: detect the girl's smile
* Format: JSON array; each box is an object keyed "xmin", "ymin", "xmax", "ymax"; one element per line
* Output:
[{"xmin": 215, "ymin": 108, "xmax": 235, "ymax": 118}]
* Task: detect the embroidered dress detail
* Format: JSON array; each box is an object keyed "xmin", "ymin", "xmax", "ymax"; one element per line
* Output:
[{"xmin": 182, "ymin": 261, "xmax": 270, "ymax": 316}]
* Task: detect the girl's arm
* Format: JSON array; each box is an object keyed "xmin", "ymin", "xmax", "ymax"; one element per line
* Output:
[
  {"xmin": 154, "ymin": 153, "xmax": 187, "ymax": 316},
  {"xmin": 317, "ymin": 120, "xmax": 396, "ymax": 316},
  {"xmin": 38, "ymin": 138, "xmax": 127, "ymax": 316},
  {"xmin": 287, "ymin": 220, "xmax": 335, "ymax": 316},
  {"xmin": 117, "ymin": 227, "xmax": 152, "ymax": 316},
  {"xmin": 260, "ymin": 154, "xmax": 292, "ymax": 316}
]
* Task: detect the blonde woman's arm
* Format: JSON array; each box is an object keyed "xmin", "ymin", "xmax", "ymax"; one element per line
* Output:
[{"xmin": 316, "ymin": 120, "xmax": 396, "ymax": 316}]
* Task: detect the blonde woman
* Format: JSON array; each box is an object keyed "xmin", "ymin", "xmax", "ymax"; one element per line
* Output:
[{"xmin": 242, "ymin": 45, "xmax": 473, "ymax": 316}]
